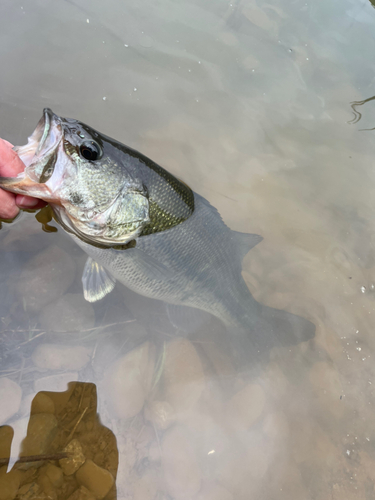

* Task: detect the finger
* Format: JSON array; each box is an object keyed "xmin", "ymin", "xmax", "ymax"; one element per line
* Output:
[
  {"xmin": 0, "ymin": 138, "xmax": 26, "ymax": 176},
  {"xmin": 0, "ymin": 190, "xmax": 19, "ymax": 220},
  {"xmin": 16, "ymin": 195, "xmax": 47, "ymax": 210}
]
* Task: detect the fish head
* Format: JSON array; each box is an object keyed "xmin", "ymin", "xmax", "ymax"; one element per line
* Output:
[{"xmin": 0, "ymin": 108, "xmax": 150, "ymax": 246}]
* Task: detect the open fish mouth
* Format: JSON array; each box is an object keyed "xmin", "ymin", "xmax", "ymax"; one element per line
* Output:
[
  {"xmin": 0, "ymin": 108, "xmax": 154, "ymax": 245},
  {"xmin": 15, "ymin": 108, "xmax": 53, "ymax": 167},
  {"xmin": 0, "ymin": 108, "xmax": 63, "ymax": 198}
]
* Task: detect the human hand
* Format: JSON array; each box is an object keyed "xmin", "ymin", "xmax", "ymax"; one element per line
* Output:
[{"xmin": 0, "ymin": 138, "xmax": 46, "ymax": 219}]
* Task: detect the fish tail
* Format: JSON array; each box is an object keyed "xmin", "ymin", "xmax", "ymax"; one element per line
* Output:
[
  {"xmin": 256, "ymin": 304, "xmax": 315, "ymax": 346},
  {"xmin": 227, "ymin": 304, "xmax": 315, "ymax": 368}
]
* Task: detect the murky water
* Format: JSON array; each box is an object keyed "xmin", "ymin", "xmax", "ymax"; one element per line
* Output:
[{"xmin": 2, "ymin": 0, "xmax": 375, "ymax": 498}]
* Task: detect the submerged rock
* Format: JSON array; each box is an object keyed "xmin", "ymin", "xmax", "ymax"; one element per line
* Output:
[
  {"xmin": 20, "ymin": 413, "xmax": 58, "ymax": 456},
  {"xmin": 30, "ymin": 392, "xmax": 55, "ymax": 415},
  {"xmin": 0, "ymin": 427, "xmax": 13, "ymax": 462},
  {"xmin": 144, "ymin": 400, "xmax": 175, "ymax": 430},
  {"xmin": 226, "ymin": 383, "xmax": 265, "ymax": 431},
  {"xmin": 16, "ymin": 245, "xmax": 76, "ymax": 313},
  {"xmin": 39, "ymin": 293, "xmax": 95, "ymax": 332},
  {"xmin": 42, "ymin": 464, "xmax": 63, "ymax": 487},
  {"xmin": 76, "ymin": 460, "xmax": 114, "ymax": 499},
  {"xmin": 163, "ymin": 338, "xmax": 205, "ymax": 414},
  {"xmin": 38, "ymin": 464, "xmax": 63, "ymax": 496},
  {"xmin": 59, "ymin": 439, "xmax": 86, "ymax": 476},
  {"xmin": 0, "ymin": 466, "xmax": 23, "ymax": 500},
  {"xmin": 0, "ymin": 378, "xmax": 22, "ymax": 425},
  {"xmin": 162, "ymin": 426, "xmax": 201, "ymax": 500},
  {"xmin": 66, "ymin": 486, "xmax": 96, "ymax": 500},
  {"xmin": 132, "ymin": 471, "xmax": 159, "ymax": 500},
  {"xmin": 215, "ymin": 440, "xmax": 269, "ymax": 499},
  {"xmin": 101, "ymin": 342, "xmax": 155, "ymax": 419},
  {"xmin": 32, "ymin": 344, "xmax": 92, "ymax": 371},
  {"xmin": 196, "ymin": 481, "xmax": 233, "ymax": 500},
  {"xmin": 17, "ymin": 483, "xmax": 42, "ymax": 500},
  {"xmin": 34, "ymin": 372, "xmax": 78, "ymax": 394}
]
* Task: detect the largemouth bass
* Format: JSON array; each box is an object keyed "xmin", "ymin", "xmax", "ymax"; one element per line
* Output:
[{"xmin": 0, "ymin": 109, "xmax": 315, "ymax": 356}]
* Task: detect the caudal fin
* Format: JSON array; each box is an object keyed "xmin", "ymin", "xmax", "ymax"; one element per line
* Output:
[
  {"xmin": 228, "ymin": 305, "xmax": 315, "ymax": 369},
  {"xmin": 256, "ymin": 305, "xmax": 315, "ymax": 346}
]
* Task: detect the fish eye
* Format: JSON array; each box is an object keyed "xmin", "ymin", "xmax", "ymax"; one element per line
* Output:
[{"xmin": 79, "ymin": 141, "xmax": 102, "ymax": 161}]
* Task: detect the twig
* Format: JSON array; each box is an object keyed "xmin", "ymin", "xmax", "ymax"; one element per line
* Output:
[
  {"xmin": 17, "ymin": 357, "xmax": 26, "ymax": 385},
  {"xmin": 349, "ymin": 95, "xmax": 375, "ymax": 125},
  {"xmin": 0, "ymin": 452, "xmax": 69, "ymax": 466},
  {"xmin": 78, "ymin": 385, "xmax": 86, "ymax": 412},
  {"xmin": 65, "ymin": 406, "xmax": 88, "ymax": 444},
  {"xmin": 151, "ymin": 421, "xmax": 162, "ymax": 462},
  {"xmin": 151, "ymin": 342, "xmax": 166, "ymax": 392},
  {"xmin": 0, "ymin": 319, "xmax": 135, "ymax": 337}
]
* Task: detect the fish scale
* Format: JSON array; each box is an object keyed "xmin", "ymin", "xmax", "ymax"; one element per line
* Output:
[{"xmin": 75, "ymin": 193, "xmax": 249, "ymax": 325}]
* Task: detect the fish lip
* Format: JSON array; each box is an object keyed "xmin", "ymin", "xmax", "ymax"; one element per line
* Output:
[
  {"xmin": 13, "ymin": 108, "xmax": 53, "ymax": 165},
  {"xmin": 0, "ymin": 108, "xmax": 63, "ymax": 199},
  {"xmin": 12, "ymin": 108, "xmax": 62, "ymax": 168},
  {"xmin": 35, "ymin": 108, "xmax": 52, "ymax": 155}
]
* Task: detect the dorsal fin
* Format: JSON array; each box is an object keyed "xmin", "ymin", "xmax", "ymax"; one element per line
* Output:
[{"xmin": 232, "ymin": 231, "xmax": 263, "ymax": 260}]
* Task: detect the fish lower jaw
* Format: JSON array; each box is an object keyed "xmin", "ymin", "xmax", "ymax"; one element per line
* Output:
[
  {"xmin": 0, "ymin": 173, "xmax": 56, "ymax": 200},
  {"xmin": 56, "ymin": 209, "xmax": 144, "ymax": 247},
  {"xmin": 92, "ymin": 222, "xmax": 145, "ymax": 246}
]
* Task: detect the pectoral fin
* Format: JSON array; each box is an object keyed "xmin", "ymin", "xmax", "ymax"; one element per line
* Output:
[{"xmin": 82, "ymin": 257, "xmax": 116, "ymax": 302}]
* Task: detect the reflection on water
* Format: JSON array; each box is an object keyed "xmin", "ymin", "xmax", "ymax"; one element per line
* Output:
[
  {"xmin": 0, "ymin": 383, "xmax": 118, "ymax": 500},
  {"xmin": 350, "ymin": 94, "xmax": 375, "ymax": 131},
  {"xmin": 2, "ymin": 0, "xmax": 375, "ymax": 498}
]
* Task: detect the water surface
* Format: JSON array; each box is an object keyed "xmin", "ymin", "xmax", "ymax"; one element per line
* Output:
[{"xmin": 1, "ymin": 0, "xmax": 375, "ymax": 498}]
